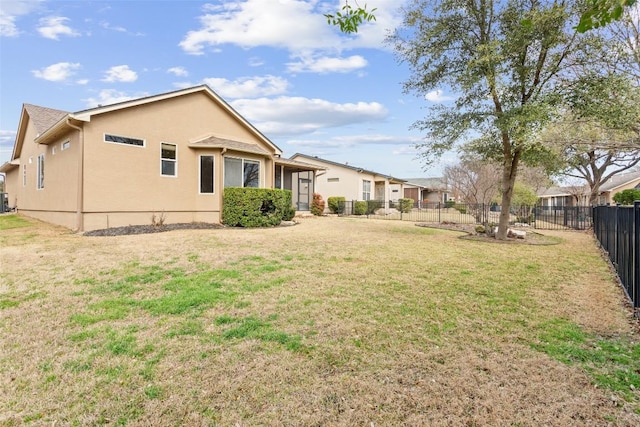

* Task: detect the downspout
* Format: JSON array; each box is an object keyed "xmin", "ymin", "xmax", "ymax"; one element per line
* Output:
[{"xmin": 66, "ymin": 119, "xmax": 84, "ymax": 232}]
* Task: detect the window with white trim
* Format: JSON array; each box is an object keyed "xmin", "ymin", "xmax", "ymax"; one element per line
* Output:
[
  {"xmin": 362, "ymin": 180, "xmax": 371, "ymax": 201},
  {"xmin": 224, "ymin": 157, "xmax": 260, "ymax": 188},
  {"xmin": 52, "ymin": 145, "xmax": 56, "ymax": 155},
  {"xmin": 328, "ymin": 177, "xmax": 339, "ymax": 182},
  {"xmin": 161, "ymin": 143, "xmax": 177, "ymax": 176},
  {"xmin": 37, "ymin": 154, "xmax": 44, "ymax": 190},
  {"xmin": 61, "ymin": 140, "xmax": 70, "ymax": 150},
  {"xmin": 200, "ymin": 155, "xmax": 214, "ymax": 194},
  {"xmin": 104, "ymin": 133, "xmax": 145, "ymax": 147}
]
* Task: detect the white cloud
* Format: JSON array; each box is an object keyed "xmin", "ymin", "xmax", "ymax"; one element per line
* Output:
[
  {"xmin": 425, "ymin": 89, "xmax": 455, "ymax": 102},
  {"xmin": 37, "ymin": 16, "xmax": 80, "ymax": 40},
  {"xmin": 0, "ymin": 0, "xmax": 44, "ymax": 37},
  {"xmin": 230, "ymin": 96, "xmax": 388, "ymax": 135},
  {"xmin": 288, "ymin": 134, "xmax": 421, "ymax": 148},
  {"xmin": 100, "ymin": 21, "xmax": 144, "ymax": 36},
  {"xmin": 76, "ymin": 79, "xmax": 89, "ymax": 85},
  {"xmin": 167, "ymin": 66, "xmax": 189, "ymax": 77},
  {"xmin": 287, "ymin": 54, "xmax": 368, "ymax": 73},
  {"xmin": 0, "ymin": 129, "xmax": 16, "ymax": 149},
  {"xmin": 102, "ymin": 65, "xmax": 138, "ymax": 83},
  {"xmin": 83, "ymin": 89, "xmax": 146, "ymax": 108},
  {"xmin": 203, "ymin": 75, "xmax": 289, "ymax": 99},
  {"xmin": 178, "ymin": 0, "xmax": 403, "ymax": 57},
  {"xmin": 32, "ymin": 62, "xmax": 81, "ymax": 82}
]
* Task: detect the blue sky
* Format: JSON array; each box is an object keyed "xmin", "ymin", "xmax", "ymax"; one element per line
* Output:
[{"xmin": 0, "ymin": 0, "xmax": 457, "ymax": 178}]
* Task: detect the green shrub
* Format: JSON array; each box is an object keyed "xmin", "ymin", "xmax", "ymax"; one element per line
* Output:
[
  {"xmin": 398, "ymin": 198, "xmax": 414, "ymax": 213},
  {"xmin": 612, "ymin": 189, "xmax": 640, "ymax": 205},
  {"xmin": 327, "ymin": 196, "xmax": 346, "ymax": 214},
  {"xmin": 310, "ymin": 193, "xmax": 325, "ymax": 216},
  {"xmin": 454, "ymin": 204, "xmax": 467, "ymax": 214},
  {"xmin": 445, "ymin": 200, "xmax": 455, "ymax": 208},
  {"xmin": 354, "ymin": 201, "xmax": 367, "ymax": 215},
  {"xmin": 222, "ymin": 188, "xmax": 292, "ymax": 227},
  {"xmin": 282, "ymin": 205, "xmax": 296, "ymax": 221}
]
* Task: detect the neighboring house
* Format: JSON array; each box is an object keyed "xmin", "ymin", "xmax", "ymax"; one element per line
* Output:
[
  {"xmin": 395, "ymin": 177, "xmax": 451, "ymax": 205},
  {"xmin": 538, "ymin": 171, "xmax": 640, "ymax": 207},
  {"xmin": 289, "ymin": 154, "xmax": 406, "ymax": 206},
  {"xmin": 538, "ymin": 185, "xmax": 589, "ymax": 208},
  {"xmin": 0, "ymin": 85, "xmax": 321, "ymax": 231},
  {"xmin": 596, "ymin": 171, "xmax": 640, "ymax": 205}
]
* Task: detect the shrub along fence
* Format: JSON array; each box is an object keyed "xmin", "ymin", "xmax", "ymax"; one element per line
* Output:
[
  {"xmin": 593, "ymin": 202, "xmax": 640, "ymax": 317},
  {"xmin": 336, "ymin": 200, "xmax": 592, "ymax": 231}
]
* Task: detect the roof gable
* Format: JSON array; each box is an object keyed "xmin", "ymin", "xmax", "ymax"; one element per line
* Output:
[
  {"xmin": 11, "ymin": 103, "xmax": 70, "ymax": 160},
  {"xmin": 599, "ymin": 171, "xmax": 640, "ymax": 192},
  {"xmin": 290, "ymin": 153, "xmax": 404, "ymax": 182}
]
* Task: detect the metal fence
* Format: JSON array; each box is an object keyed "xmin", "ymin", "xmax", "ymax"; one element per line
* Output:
[
  {"xmin": 593, "ymin": 202, "xmax": 640, "ymax": 316},
  {"xmin": 335, "ymin": 200, "xmax": 592, "ymax": 230}
]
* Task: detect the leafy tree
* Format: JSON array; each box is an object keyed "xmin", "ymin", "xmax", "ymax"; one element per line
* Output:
[
  {"xmin": 325, "ymin": 1, "xmax": 377, "ymax": 33},
  {"xmin": 612, "ymin": 188, "xmax": 640, "ymax": 204},
  {"xmin": 388, "ymin": 0, "xmax": 585, "ymax": 239},
  {"xmin": 577, "ymin": 0, "xmax": 636, "ymax": 32},
  {"xmin": 540, "ymin": 73, "xmax": 640, "ymax": 204}
]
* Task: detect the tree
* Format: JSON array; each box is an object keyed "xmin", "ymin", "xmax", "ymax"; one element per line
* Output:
[
  {"xmin": 577, "ymin": 0, "xmax": 636, "ymax": 32},
  {"xmin": 443, "ymin": 156, "xmax": 501, "ymax": 222},
  {"xmin": 388, "ymin": 0, "xmax": 585, "ymax": 239},
  {"xmin": 612, "ymin": 188, "xmax": 640, "ymax": 204},
  {"xmin": 325, "ymin": 1, "xmax": 377, "ymax": 33},
  {"xmin": 540, "ymin": 73, "xmax": 640, "ymax": 204}
]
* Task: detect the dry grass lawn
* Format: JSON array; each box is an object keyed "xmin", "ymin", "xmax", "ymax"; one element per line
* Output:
[{"xmin": 1, "ymin": 214, "xmax": 639, "ymax": 426}]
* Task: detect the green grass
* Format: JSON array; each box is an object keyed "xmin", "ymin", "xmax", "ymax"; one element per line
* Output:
[
  {"xmin": 534, "ymin": 318, "xmax": 640, "ymax": 402},
  {"xmin": 0, "ymin": 214, "xmax": 31, "ymax": 230},
  {"xmin": 3, "ymin": 218, "xmax": 638, "ymax": 425}
]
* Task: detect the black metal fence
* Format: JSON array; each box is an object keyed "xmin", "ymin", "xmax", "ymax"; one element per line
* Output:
[
  {"xmin": 593, "ymin": 202, "xmax": 640, "ymax": 316},
  {"xmin": 335, "ymin": 200, "xmax": 592, "ymax": 230}
]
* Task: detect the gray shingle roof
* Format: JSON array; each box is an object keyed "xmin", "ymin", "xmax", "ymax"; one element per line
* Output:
[
  {"xmin": 402, "ymin": 177, "xmax": 446, "ymax": 189},
  {"xmin": 24, "ymin": 103, "xmax": 69, "ymax": 134},
  {"xmin": 189, "ymin": 136, "xmax": 271, "ymax": 155}
]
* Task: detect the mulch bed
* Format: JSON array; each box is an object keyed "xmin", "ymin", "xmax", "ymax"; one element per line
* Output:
[{"xmin": 83, "ymin": 222, "xmax": 223, "ymax": 237}]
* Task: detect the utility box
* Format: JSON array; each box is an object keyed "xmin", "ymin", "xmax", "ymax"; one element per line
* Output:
[{"xmin": 0, "ymin": 193, "xmax": 7, "ymax": 213}]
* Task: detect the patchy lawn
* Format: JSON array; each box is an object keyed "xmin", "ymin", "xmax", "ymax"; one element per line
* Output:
[{"xmin": 1, "ymin": 214, "xmax": 638, "ymax": 426}]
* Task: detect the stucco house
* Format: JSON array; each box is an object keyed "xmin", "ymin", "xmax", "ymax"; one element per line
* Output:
[
  {"xmin": 398, "ymin": 177, "xmax": 451, "ymax": 205},
  {"xmin": 288, "ymin": 154, "xmax": 405, "ymax": 206},
  {"xmin": 538, "ymin": 171, "xmax": 640, "ymax": 207},
  {"xmin": 0, "ymin": 85, "xmax": 321, "ymax": 231}
]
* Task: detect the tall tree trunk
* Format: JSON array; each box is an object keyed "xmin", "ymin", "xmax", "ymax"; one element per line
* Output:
[{"xmin": 497, "ymin": 149, "xmax": 520, "ymax": 240}]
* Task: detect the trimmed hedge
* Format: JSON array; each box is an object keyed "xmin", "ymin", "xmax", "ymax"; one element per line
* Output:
[
  {"xmin": 222, "ymin": 187, "xmax": 293, "ymax": 227},
  {"xmin": 327, "ymin": 196, "xmax": 346, "ymax": 214},
  {"xmin": 354, "ymin": 201, "xmax": 367, "ymax": 215}
]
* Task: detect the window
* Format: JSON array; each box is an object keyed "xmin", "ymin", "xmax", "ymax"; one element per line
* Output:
[
  {"xmin": 22, "ymin": 164, "xmax": 26, "ymax": 187},
  {"xmin": 224, "ymin": 157, "xmax": 260, "ymax": 188},
  {"xmin": 275, "ymin": 166, "xmax": 282, "ymax": 189},
  {"xmin": 161, "ymin": 143, "xmax": 177, "ymax": 176},
  {"xmin": 328, "ymin": 177, "xmax": 339, "ymax": 183},
  {"xmin": 52, "ymin": 145, "xmax": 56, "ymax": 155},
  {"xmin": 104, "ymin": 133, "xmax": 144, "ymax": 147},
  {"xmin": 200, "ymin": 155, "xmax": 214, "ymax": 194},
  {"xmin": 61, "ymin": 140, "xmax": 70, "ymax": 150},
  {"xmin": 37, "ymin": 154, "xmax": 44, "ymax": 190},
  {"xmin": 362, "ymin": 180, "xmax": 371, "ymax": 201}
]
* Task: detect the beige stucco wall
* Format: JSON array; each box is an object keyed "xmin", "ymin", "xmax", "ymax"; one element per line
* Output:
[
  {"xmin": 291, "ymin": 156, "xmax": 395, "ymax": 203},
  {"xmin": 7, "ymin": 90, "xmax": 278, "ymax": 231},
  {"xmin": 5, "ymin": 117, "xmax": 81, "ymax": 230}
]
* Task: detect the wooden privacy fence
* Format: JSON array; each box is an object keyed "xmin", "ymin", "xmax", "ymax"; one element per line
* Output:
[{"xmin": 593, "ymin": 202, "xmax": 640, "ymax": 317}]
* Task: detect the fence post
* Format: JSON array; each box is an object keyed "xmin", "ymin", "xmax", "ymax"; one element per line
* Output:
[
  {"xmin": 438, "ymin": 202, "xmax": 441, "ymax": 223},
  {"xmin": 635, "ymin": 201, "xmax": 640, "ymax": 314}
]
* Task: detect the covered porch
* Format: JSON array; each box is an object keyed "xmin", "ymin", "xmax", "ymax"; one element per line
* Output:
[{"xmin": 274, "ymin": 158, "xmax": 326, "ymax": 211}]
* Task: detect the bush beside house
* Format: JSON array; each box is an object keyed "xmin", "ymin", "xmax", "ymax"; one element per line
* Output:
[
  {"xmin": 311, "ymin": 193, "xmax": 326, "ymax": 216},
  {"xmin": 327, "ymin": 196, "xmax": 346, "ymax": 214},
  {"xmin": 222, "ymin": 188, "xmax": 293, "ymax": 227}
]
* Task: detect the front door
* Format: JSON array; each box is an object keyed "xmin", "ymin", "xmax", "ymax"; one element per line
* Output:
[{"xmin": 297, "ymin": 176, "xmax": 311, "ymax": 210}]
